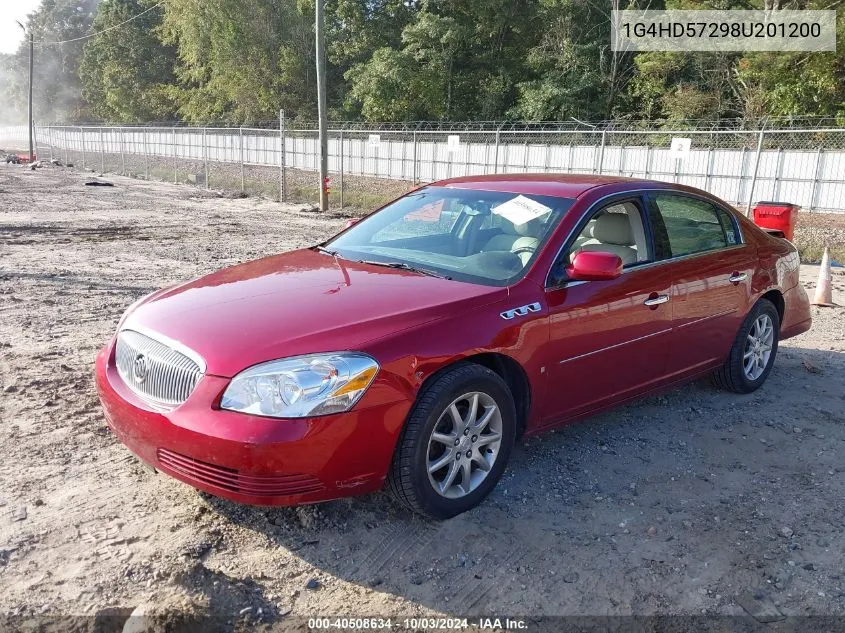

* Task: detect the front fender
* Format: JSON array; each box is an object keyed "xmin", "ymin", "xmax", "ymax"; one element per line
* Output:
[{"xmin": 362, "ymin": 282, "xmax": 550, "ymax": 429}]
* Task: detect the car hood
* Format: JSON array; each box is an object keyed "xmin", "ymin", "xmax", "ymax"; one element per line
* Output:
[{"xmin": 122, "ymin": 248, "xmax": 507, "ymax": 377}]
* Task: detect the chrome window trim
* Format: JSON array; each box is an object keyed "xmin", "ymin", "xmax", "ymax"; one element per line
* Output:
[{"xmin": 545, "ymin": 188, "xmax": 747, "ymax": 290}]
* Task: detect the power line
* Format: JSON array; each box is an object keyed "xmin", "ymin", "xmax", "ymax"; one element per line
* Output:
[{"xmin": 34, "ymin": 0, "xmax": 165, "ymax": 47}]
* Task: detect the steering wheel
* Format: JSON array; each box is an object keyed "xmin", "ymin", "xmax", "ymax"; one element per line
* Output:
[{"xmin": 511, "ymin": 246, "xmax": 536, "ymax": 258}]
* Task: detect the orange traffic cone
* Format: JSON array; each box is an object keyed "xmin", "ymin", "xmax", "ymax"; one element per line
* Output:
[{"xmin": 812, "ymin": 247, "xmax": 836, "ymax": 307}]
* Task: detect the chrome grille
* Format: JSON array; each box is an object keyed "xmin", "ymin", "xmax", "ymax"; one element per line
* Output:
[{"xmin": 115, "ymin": 330, "xmax": 204, "ymax": 408}]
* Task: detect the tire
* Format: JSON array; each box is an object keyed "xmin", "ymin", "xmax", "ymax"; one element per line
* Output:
[
  {"xmin": 387, "ymin": 362, "xmax": 516, "ymax": 520},
  {"xmin": 712, "ymin": 298, "xmax": 780, "ymax": 394}
]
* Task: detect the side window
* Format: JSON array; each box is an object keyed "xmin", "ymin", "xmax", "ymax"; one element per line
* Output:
[
  {"xmin": 566, "ymin": 201, "xmax": 651, "ymax": 268},
  {"xmin": 652, "ymin": 194, "xmax": 729, "ymax": 258},
  {"xmin": 716, "ymin": 207, "xmax": 741, "ymax": 245}
]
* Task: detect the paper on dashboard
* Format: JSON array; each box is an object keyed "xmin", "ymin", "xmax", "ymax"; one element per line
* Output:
[{"xmin": 492, "ymin": 195, "xmax": 552, "ymax": 226}]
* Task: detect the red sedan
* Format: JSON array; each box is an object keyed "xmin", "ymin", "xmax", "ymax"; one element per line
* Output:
[{"xmin": 95, "ymin": 175, "xmax": 812, "ymax": 519}]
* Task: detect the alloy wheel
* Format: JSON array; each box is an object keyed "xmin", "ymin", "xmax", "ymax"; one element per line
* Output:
[
  {"xmin": 426, "ymin": 392, "xmax": 503, "ymax": 499},
  {"xmin": 743, "ymin": 313, "xmax": 774, "ymax": 381}
]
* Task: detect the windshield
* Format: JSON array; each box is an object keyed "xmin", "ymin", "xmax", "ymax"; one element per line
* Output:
[{"xmin": 325, "ymin": 186, "xmax": 575, "ymax": 286}]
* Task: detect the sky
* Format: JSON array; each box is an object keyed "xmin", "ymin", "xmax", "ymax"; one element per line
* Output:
[{"xmin": 0, "ymin": 0, "xmax": 43, "ymax": 54}]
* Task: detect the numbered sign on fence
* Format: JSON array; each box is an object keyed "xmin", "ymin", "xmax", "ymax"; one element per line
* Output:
[
  {"xmin": 669, "ymin": 137, "xmax": 691, "ymax": 160},
  {"xmin": 447, "ymin": 135, "xmax": 461, "ymax": 153},
  {"xmin": 368, "ymin": 134, "xmax": 381, "ymax": 148}
]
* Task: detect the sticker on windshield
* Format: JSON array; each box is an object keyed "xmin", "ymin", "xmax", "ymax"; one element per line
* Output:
[{"xmin": 492, "ymin": 195, "xmax": 552, "ymax": 225}]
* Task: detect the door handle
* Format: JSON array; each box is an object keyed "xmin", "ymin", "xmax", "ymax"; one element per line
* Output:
[
  {"xmin": 729, "ymin": 272, "xmax": 748, "ymax": 283},
  {"xmin": 644, "ymin": 294, "xmax": 670, "ymax": 307}
]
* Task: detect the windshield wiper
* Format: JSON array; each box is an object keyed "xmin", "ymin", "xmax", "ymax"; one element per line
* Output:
[
  {"xmin": 357, "ymin": 259, "xmax": 451, "ymax": 280},
  {"xmin": 314, "ymin": 245, "xmax": 341, "ymax": 258}
]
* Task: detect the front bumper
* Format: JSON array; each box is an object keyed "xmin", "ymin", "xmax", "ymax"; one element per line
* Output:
[{"xmin": 95, "ymin": 341, "xmax": 412, "ymax": 506}]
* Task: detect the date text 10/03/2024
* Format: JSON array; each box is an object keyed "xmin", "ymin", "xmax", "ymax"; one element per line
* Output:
[{"xmin": 307, "ymin": 617, "xmax": 528, "ymax": 630}]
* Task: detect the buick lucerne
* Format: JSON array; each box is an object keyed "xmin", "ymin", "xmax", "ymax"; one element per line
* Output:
[{"xmin": 95, "ymin": 175, "xmax": 812, "ymax": 519}]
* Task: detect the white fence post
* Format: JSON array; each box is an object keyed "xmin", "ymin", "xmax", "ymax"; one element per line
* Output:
[
  {"xmin": 493, "ymin": 127, "xmax": 501, "ymax": 174},
  {"xmin": 809, "ymin": 148, "xmax": 823, "ymax": 211},
  {"xmin": 412, "ymin": 130, "xmax": 418, "ymax": 184},
  {"xmin": 597, "ymin": 130, "xmax": 606, "ymax": 174},
  {"xmin": 143, "ymin": 128, "xmax": 149, "ymax": 180},
  {"xmin": 119, "ymin": 127, "xmax": 125, "ymax": 176},
  {"xmin": 239, "ymin": 127, "xmax": 245, "ymax": 192},
  {"xmin": 173, "ymin": 127, "xmax": 178, "ymax": 183},
  {"xmin": 203, "ymin": 127, "xmax": 209, "ymax": 190},
  {"xmin": 746, "ymin": 129, "xmax": 766, "ymax": 216},
  {"xmin": 339, "ymin": 126, "xmax": 345, "ymax": 209}
]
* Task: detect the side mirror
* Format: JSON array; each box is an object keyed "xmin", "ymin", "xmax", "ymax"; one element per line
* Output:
[
  {"xmin": 565, "ymin": 251, "xmax": 623, "ymax": 281},
  {"xmin": 344, "ymin": 218, "xmax": 361, "ymax": 229}
]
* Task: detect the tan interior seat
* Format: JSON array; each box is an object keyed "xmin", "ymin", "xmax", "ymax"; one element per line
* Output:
[
  {"xmin": 482, "ymin": 219, "xmax": 542, "ymax": 265},
  {"xmin": 572, "ymin": 220, "xmax": 596, "ymax": 250},
  {"xmin": 577, "ymin": 213, "xmax": 638, "ymax": 265}
]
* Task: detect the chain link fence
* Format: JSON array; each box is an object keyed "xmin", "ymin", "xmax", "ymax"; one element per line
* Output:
[{"xmin": 3, "ymin": 120, "xmax": 845, "ymax": 213}]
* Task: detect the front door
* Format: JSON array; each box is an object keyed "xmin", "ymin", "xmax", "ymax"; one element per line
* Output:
[{"xmin": 542, "ymin": 196, "xmax": 673, "ymax": 425}]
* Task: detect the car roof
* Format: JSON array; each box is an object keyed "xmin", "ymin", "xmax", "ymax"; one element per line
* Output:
[{"xmin": 434, "ymin": 173, "xmax": 662, "ymax": 199}]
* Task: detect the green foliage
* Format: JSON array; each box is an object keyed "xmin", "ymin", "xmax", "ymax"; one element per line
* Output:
[
  {"xmin": 733, "ymin": 8, "xmax": 845, "ymax": 120},
  {"xmin": 344, "ymin": 0, "xmax": 540, "ymax": 120},
  {"xmin": 509, "ymin": 0, "xmax": 619, "ymax": 121},
  {"xmin": 80, "ymin": 0, "xmax": 177, "ymax": 122},
  {"xmin": 4, "ymin": 0, "xmax": 844, "ymax": 125},
  {"xmin": 157, "ymin": 0, "xmax": 316, "ymax": 122},
  {"xmin": 5, "ymin": 0, "xmax": 100, "ymax": 122}
]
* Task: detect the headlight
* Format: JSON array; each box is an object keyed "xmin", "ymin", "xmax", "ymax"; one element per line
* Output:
[{"xmin": 220, "ymin": 353, "xmax": 379, "ymax": 418}]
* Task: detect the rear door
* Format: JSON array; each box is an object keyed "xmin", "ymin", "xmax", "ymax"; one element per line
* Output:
[
  {"xmin": 645, "ymin": 192, "xmax": 755, "ymax": 379},
  {"xmin": 541, "ymin": 195, "xmax": 673, "ymax": 424}
]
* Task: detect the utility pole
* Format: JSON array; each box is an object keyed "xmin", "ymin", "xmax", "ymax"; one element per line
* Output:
[
  {"xmin": 315, "ymin": 0, "xmax": 329, "ymax": 211},
  {"xmin": 27, "ymin": 32, "xmax": 34, "ymax": 162},
  {"xmin": 17, "ymin": 21, "xmax": 34, "ymax": 162}
]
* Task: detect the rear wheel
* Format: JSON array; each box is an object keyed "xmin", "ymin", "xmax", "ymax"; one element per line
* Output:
[
  {"xmin": 712, "ymin": 298, "xmax": 780, "ymax": 394},
  {"xmin": 387, "ymin": 363, "xmax": 516, "ymax": 520}
]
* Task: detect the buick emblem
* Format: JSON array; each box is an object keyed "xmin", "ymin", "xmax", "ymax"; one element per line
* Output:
[{"xmin": 132, "ymin": 353, "xmax": 149, "ymax": 383}]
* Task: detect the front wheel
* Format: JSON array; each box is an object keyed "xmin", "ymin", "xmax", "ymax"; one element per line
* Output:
[
  {"xmin": 387, "ymin": 363, "xmax": 516, "ymax": 520},
  {"xmin": 712, "ymin": 298, "xmax": 780, "ymax": 394}
]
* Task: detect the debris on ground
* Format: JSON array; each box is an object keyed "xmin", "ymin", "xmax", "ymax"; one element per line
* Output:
[
  {"xmin": 84, "ymin": 179, "xmax": 115, "ymax": 187},
  {"xmin": 736, "ymin": 592, "xmax": 786, "ymax": 624},
  {"xmin": 802, "ymin": 358, "xmax": 822, "ymax": 374}
]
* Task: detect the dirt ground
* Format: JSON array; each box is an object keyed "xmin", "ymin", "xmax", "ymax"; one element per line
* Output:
[{"xmin": 1, "ymin": 165, "xmax": 845, "ymax": 630}]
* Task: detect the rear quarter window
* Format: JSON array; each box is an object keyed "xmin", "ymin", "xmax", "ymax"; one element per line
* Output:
[{"xmin": 652, "ymin": 194, "xmax": 730, "ymax": 257}]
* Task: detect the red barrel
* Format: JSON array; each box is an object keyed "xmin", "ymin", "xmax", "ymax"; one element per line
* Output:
[{"xmin": 752, "ymin": 202, "xmax": 800, "ymax": 241}]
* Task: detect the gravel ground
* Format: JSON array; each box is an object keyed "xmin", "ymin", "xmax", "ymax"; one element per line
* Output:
[{"xmin": 1, "ymin": 165, "xmax": 845, "ymax": 630}]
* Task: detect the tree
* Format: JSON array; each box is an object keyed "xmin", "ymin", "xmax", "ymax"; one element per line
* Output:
[
  {"xmin": 0, "ymin": 54, "xmax": 21, "ymax": 123},
  {"xmin": 345, "ymin": 0, "xmax": 538, "ymax": 121},
  {"xmin": 80, "ymin": 0, "xmax": 178, "ymax": 122},
  {"xmin": 158, "ymin": 0, "xmax": 316, "ymax": 123},
  {"xmin": 509, "ymin": 0, "xmax": 658, "ymax": 122},
  {"xmin": 731, "ymin": 5, "xmax": 845, "ymax": 121},
  {"xmin": 7, "ymin": 0, "xmax": 100, "ymax": 122}
]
